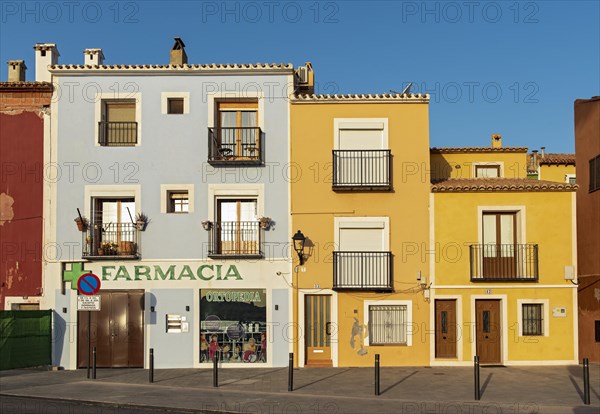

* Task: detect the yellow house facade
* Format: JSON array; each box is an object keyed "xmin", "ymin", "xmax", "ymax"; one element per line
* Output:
[
  {"xmin": 430, "ymin": 139, "xmax": 578, "ymax": 366},
  {"xmin": 290, "ymin": 91, "xmax": 431, "ymax": 367},
  {"xmin": 527, "ymin": 151, "xmax": 576, "ymax": 183}
]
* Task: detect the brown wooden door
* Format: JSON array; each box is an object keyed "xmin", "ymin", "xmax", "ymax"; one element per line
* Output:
[
  {"xmin": 435, "ymin": 300, "xmax": 457, "ymax": 358},
  {"xmin": 78, "ymin": 290, "xmax": 144, "ymax": 368},
  {"xmin": 305, "ymin": 295, "xmax": 332, "ymax": 367},
  {"xmin": 475, "ymin": 300, "xmax": 501, "ymax": 364}
]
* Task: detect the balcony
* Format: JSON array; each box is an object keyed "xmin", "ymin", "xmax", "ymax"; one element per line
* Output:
[
  {"xmin": 82, "ymin": 222, "xmax": 140, "ymax": 259},
  {"xmin": 332, "ymin": 150, "xmax": 391, "ymax": 190},
  {"xmin": 208, "ymin": 221, "xmax": 263, "ymax": 258},
  {"xmin": 333, "ymin": 252, "xmax": 392, "ymax": 291},
  {"xmin": 470, "ymin": 244, "xmax": 538, "ymax": 281},
  {"xmin": 98, "ymin": 121, "xmax": 138, "ymax": 146},
  {"xmin": 208, "ymin": 127, "xmax": 263, "ymax": 165}
]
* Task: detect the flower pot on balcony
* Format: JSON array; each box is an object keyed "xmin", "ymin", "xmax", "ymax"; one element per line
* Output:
[
  {"xmin": 97, "ymin": 248, "xmax": 104, "ymax": 256},
  {"xmin": 136, "ymin": 220, "xmax": 148, "ymax": 231},
  {"xmin": 75, "ymin": 217, "xmax": 88, "ymax": 232},
  {"xmin": 258, "ymin": 217, "xmax": 272, "ymax": 230},
  {"xmin": 119, "ymin": 241, "xmax": 136, "ymax": 256},
  {"xmin": 201, "ymin": 220, "xmax": 212, "ymax": 231}
]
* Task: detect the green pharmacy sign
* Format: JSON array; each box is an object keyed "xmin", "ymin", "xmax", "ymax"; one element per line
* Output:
[{"xmin": 101, "ymin": 264, "xmax": 243, "ymax": 281}]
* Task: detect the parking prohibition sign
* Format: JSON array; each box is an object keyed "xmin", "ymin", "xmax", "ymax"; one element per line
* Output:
[{"xmin": 78, "ymin": 273, "xmax": 101, "ymax": 295}]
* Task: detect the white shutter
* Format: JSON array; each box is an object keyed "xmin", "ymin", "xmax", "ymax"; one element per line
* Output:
[
  {"xmin": 339, "ymin": 228, "xmax": 384, "ymax": 251},
  {"xmin": 338, "ymin": 129, "xmax": 383, "ymax": 150}
]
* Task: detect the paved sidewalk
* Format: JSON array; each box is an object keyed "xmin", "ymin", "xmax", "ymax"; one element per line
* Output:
[{"xmin": 1, "ymin": 365, "xmax": 598, "ymax": 413}]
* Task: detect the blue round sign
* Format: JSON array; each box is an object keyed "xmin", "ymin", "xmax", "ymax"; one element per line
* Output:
[{"xmin": 78, "ymin": 273, "xmax": 101, "ymax": 295}]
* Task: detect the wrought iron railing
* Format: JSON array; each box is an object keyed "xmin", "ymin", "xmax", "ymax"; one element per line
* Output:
[
  {"xmin": 332, "ymin": 150, "xmax": 391, "ymax": 189},
  {"xmin": 208, "ymin": 221, "xmax": 262, "ymax": 257},
  {"xmin": 208, "ymin": 127, "xmax": 263, "ymax": 164},
  {"xmin": 82, "ymin": 222, "xmax": 139, "ymax": 259},
  {"xmin": 470, "ymin": 244, "xmax": 538, "ymax": 281},
  {"xmin": 333, "ymin": 251, "xmax": 392, "ymax": 290},
  {"xmin": 98, "ymin": 121, "xmax": 138, "ymax": 146}
]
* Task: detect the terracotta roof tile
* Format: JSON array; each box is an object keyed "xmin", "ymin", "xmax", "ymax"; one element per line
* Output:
[
  {"xmin": 49, "ymin": 63, "xmax": 293, "ymax": 72},
  {"xmin": 0, "ymin": 81, "xmax": 53, "ymax": 90},
  {"xmin": 431, "ymin": 147, "xmax": 527, "ymax": 153},
  {"xmin": 431, "ymin": 178, "xmax": 577, "ymax": 192},
  {"xmin": 538, "ymin": 153, "xmax": 576, "ymax": 165},
  {"xmin": 292, "ymin": 93, "xmax": 429, "ymax": 102}
]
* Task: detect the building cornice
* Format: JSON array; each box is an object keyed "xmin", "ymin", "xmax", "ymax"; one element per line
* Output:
[{"xmin": 431, "ymin": 178, "xmax": 577, "ymax": 193}]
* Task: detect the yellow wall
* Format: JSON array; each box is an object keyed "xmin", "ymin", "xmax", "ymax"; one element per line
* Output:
[
  {"xmin": 431, "ymin": 152, "xmax": 528, "ymax": 180},
  {"xmin": 433, "ymin": 191, "xmax": 577, "ymax": 363},
  {"xmin": 539, "ymin": 164, "xmax": 576, "ymax": 183},
  {"xmin": 291, "ymin": 101, "xmax": 431, "ymax": 366}
]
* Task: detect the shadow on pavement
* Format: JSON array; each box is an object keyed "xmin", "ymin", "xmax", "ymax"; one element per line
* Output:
[
  {"xmin": 380, "ymin": 370, "xmax": 418, "ymax": 395},
  {"xmin": 294, "ymin": 368, "xmax": 351, "ymax": 391},
  {"xmin": 480, "ymin": 373, "xmax": 493, "ymax": 397}
]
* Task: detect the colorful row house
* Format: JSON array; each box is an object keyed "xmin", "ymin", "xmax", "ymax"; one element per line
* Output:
[
  {"xmin": 36, "ymin": 40, "xmax": 295, "ymax": 369},
  {"xmin": 429, "ymin": 137, "xmax": 578, "ymax": 365}
]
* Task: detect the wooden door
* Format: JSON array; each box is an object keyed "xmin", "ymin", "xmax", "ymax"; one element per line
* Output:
[
  {"xmin": 475, "ymin": 300, "xmax": 501, "ymax": 364},
  {"xmin": 78, "ymin": 290, "xmax": 144, "ymax": 368},
  {"xmin": 305, "ymin": 295, "xmax": 332, "ymax": 367},
  {"xmin": 435, "ymin": 300, "xmax": 457, "ymax": 358}
]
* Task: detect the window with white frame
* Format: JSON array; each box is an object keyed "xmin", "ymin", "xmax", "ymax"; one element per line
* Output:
[
  {"xmin": 475, "ymin": 164, "xmax": 501, "ymax": 178},
  {"xmin": 160, "ymin": 184, "xmax": 194, "ymax": 214},
  {"xmin": 161, "ymin": 92, "xmax": 189, "ymax": 115},
  {"xmin": 167, "ymin": 191, "xmax": 189, "ymax": 213},
  {"xmin": 565, "ymin": 174, "xmax": 576, "ymax": 184},
  {"xmin": 368, "ymin": 305, "xmax": 408, "ymax": 345}
]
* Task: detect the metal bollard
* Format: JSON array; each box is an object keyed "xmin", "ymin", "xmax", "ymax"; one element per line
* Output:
[
  {"xmin": 288, "ymin": 353, "xmax": 294, "ymax": 392},
  {"xmin": 375, "ymin": 354, "xmax": 380, "ymax": 396},
  {"xmin": 583, "ymin": 358, "xmax": 590, "ymax": 405},
  {"xmin": 474, "ymin": 356, "xmax": 481, "ymax": 401},
  {"xmin": 149, "ymin": 348, "xmax": 154, "ymax": 383},
  {"xmin": 92, "ymin": 347, "xmax": 97, "ymax": 380},
  {"xmin": 213, "ymin": 354, "xmax": 218, "ymax": 387}
]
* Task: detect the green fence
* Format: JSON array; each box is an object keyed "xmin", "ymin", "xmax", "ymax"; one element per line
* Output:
[{"xmin": 0, "ymin": 310, "xmax": 52, "ymax": 370}]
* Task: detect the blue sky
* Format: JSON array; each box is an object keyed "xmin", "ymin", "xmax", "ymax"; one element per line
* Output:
[{"xmin": 1, "ymin": 0, "xmax": 598, "ymax": 152}]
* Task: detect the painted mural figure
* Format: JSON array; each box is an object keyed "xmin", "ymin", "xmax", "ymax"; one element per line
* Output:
[
  {"xmin": 208, "ymin": 334, "xmax": 220, "ymax": 361},
  {"xmin": 243, "ymin": 337, "xmax": 257, "ymax": 362},
  {"xmin": 350, "ymin": 317, "xmax": 368, "ymax": 356}
]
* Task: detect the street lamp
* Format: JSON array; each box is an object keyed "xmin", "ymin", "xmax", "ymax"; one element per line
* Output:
[{"xmin": 292, "ymin": 230, "xmax": 307, "ymax": 266}]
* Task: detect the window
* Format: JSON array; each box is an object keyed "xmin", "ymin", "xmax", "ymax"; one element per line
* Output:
[
  {"xmin": 168, "ymin": 191, "xmax": 189, "ymax": 213},
  {"xmin": 595, "ymin": 320, "xmax": 600, "ymax": 342},
  {"xmin": 522, "ymin": 304, "xmax": 543, "ymax": 335},
  {"xmin": 332, "ymin": 119, "xmax": 390, "ymax": 189},
  {"xmin": 565, "ymin": 174, "xmax": 576, "ymax": 184},
  {"xmin": 475, "ymin": 165, "xmax": 501, "ymax": 178},
  {"xmin": 86, "ymin": 197, "xmax": 138, "ymax": 257},
  {"xmin": 210, "ymin": 100, "xmax": 260, "ymax": 161},
  {"xmin": 167, "ymin": 98, "xmax": 184, "ymax": 114},
  {"xmin": 99, "ymin": 100, "xmax": 137, "ymax": 146},
  {"xmin": 210, "ymin": 198, "xmax": 260, "ymax": 256},
  {"xmin": 590, "ymin": 155, "xmax": 600, "ymax": 192},
  {"xmin": 368, "ymin": 305, "xmax": 407, "ymax": 345}
]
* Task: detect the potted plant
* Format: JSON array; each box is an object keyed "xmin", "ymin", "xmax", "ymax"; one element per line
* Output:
[
  {"xmin": 258, "ymin": 216, "xmax": 272, "ymax": 230},
  {"xmin": 201, "ymin": 220, "xmax": 212, "ymax": 231},
  {"xmin": 135, "ymin": 212, "xmax": 149, "ymax": 231},
  {"xmin": 75, "ymin": 216, "xmax": 88, "ymax": 231},
  {"xmin": 101, "ymin": 241, "xmax": 118, "ymax": 255}
]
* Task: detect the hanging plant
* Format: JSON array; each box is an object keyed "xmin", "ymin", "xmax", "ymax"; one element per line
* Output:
[
  {"xmin": 201, "ymin": 220, "xmax": 212, "ymax": 231},
  {"xmin": 74, "ymin": 216, "xmax": 88, "ymax": 232},
  {"xmin": 258, "ymin": 217, "xmax": 272, "ymax": 230},
  {"xmin": 135, "ymin": 212, "xmax": 149, "ymax": 231}
]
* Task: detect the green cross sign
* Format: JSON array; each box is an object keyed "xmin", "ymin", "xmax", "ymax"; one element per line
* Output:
[{"xmin": 63, "ymin": 262, "xmax": 91, "ymax": 290}]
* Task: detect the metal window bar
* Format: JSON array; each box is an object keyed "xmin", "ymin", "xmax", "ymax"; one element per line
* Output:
[
  {"xmin": 83, "ymin": 222, "xmax": 138, "ymax": 257},
  {"xmin": 470, "ymin": 244, "xmax": 538, "ymax": 281},
  {"xmin": 333, "ymin": 252, "xmax": 392, "ymax": 290},
  {"xmin": 332, "ymin": 150, "xmax": 391, "ymax": 188},
  {"xmin": 98, "ymin": 121, "xmax": 138, "ymax": 146},
  {"xmin": 522, "ymin": 304, "xmax": 543, "ymax": 335},
  {"xmin": 369, "ymin": 305, "xmax": 407, "ymax": 345},
  {"xmin": 209, "ymin": 221, "xmax": 262, "ymax": 256},
  {"xmin": 208, "ymin": 127, "xmax": 263, "ymax": 163}
]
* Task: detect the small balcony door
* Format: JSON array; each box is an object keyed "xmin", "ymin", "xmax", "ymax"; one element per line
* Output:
[
  {"xmin": 215, "ymin": 199, "xmax": 258, "ymax": 255},
  {"xmin": 91, "ymin": 198, "xmax": 136, "ymax": 256},
  {"xmin": 482, "ymin": 212, "xmax": 517, "ymax": 278},
  {"xmin": 217, "ymin": 101, "xmax": 258, "ymax": 159}
]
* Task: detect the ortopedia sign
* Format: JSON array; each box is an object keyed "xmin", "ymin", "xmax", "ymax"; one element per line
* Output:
[{"xmin": 77, "ymin": 295, "xmax": 101, "ymax": 311}]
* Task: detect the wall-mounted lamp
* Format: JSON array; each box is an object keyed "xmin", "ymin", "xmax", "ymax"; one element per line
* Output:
[{"xmin": 292, "ymin": 230, "xmax": 307, "ymax": 266}]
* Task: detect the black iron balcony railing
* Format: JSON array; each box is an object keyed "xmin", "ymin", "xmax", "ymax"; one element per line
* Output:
[
  {"xmin": 208, "ymin": 127, "xmax": 263, "ymax": 165},
  {"xmin": 82, "ymin": 222, "xmax": 140, "ymax": 259},
  {"xmin": 208, "ymin": 221, "xmax": 263, "ymax": 258},
  {"xmin": 98, "ymin": 121, "xmax": 138, "ymax": 146},
  {"xmin": 333, "ymin": 251, "xmax": 393, "ymax": 291},
  {"xmin": 470, "ymin": 244, "xmax": 538, "ymax": 281},
  {"xmin": 332, "ymin": 150, "xmax": 391, "ymax": 190}
]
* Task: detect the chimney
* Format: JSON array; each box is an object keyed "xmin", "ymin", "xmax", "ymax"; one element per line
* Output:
[
  {"xmin": 491, "ymin": 134, "xmax": 502, "ymax": 149},
  {"xmin": 83, "ymin": 48, "xmax": 105, "ymax": 66},
  {"xmin": 170, "ymin": 37, "xmax": 187, "ymax": 66},
  {"xmin": 532, "ymin": 150, "xmax": 538, "ymax": 169},
  {"xmin": 33, "ymin": 43, "xmax": 59, "ymax": 82},
  {"xmin": 540, "ymin": 146, "xmax": 545, "ymax": 157},
  {"xmin": 7, "ymin": 60, "xmax": 26, "ymax": 82}
]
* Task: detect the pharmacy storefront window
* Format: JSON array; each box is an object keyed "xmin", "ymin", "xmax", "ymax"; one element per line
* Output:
[{"xmin": 200, "ymin": 289, "xmax": 267, "ymax": 364}]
